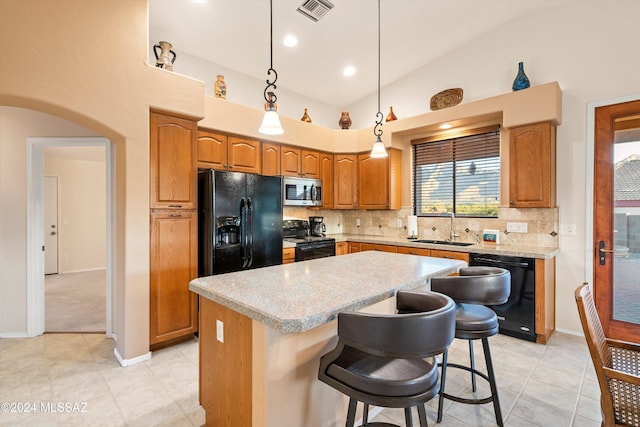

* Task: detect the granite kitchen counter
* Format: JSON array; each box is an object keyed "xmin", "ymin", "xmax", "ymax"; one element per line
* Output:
[
  {"xmin": 332, "ymin": 233, "xmax": 559, "ymax": 259},
  {"xmin": 189, "ymin": 251, "xmax": 464, "ymax": 333}
]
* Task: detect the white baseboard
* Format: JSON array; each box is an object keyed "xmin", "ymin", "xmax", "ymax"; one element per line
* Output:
[
  {"xmin": 555, "ymin": 327, "xmax": 584, "ymax": 337},
  {"xmin": 114, "ymin": 348, "xmax": 151, "ymax": 367},
  {"xmin": 59, "ymin": 267, "xmax": 106, "ymax": 274},
  {"xmin": 0, "ymin": 332, "xmax": 30, "ymax": 338}
]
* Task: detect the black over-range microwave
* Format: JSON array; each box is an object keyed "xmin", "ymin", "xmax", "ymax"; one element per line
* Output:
[{"xmin": 283, "ymin": 177, "xmax": 322, "ymax": 207}]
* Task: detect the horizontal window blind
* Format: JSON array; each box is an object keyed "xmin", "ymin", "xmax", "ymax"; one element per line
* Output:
[{"xmin": 414, "ymin": 130, "xmax": 500, "ymax": 217}]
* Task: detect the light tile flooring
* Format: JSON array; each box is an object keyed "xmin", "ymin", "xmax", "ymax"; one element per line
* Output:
[{"xmin": 0, "ymin": 332, "xmax": 600, "ymax": 426}]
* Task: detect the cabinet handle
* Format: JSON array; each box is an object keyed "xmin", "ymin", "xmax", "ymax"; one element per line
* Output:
[
  {"xmin": 169, "ymin": 214, "xmax": 182, "ymax": 218},
  {"xmin": 509, "ymin": 201, "xmax": 514, "ymax": 205},
  {"xmin": 168, "ymin": 204, "xmax": 183, "ymax": 208}
]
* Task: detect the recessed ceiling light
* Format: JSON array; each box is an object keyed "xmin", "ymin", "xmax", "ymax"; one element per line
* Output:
[
  {"xmin": 440, "ymin": 123, "xmax": 453, "ymax": 129},
  {"xmin": 283, "ymin": 35, "xmax": 298, "ymax": 47},
  {"xmin": 343, "ymin": 66, "xmax": 356, "ymax": 77}
]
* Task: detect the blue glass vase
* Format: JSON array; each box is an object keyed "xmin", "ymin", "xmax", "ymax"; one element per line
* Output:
[{"xmin": 512, "ymin": 62, "xmax": 530, "ymax": 91}]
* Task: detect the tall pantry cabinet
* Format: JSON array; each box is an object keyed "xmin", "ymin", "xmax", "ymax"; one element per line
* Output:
[{"xmin": 149, "ymin": 111, "xmax": 199, "ymax": 349}]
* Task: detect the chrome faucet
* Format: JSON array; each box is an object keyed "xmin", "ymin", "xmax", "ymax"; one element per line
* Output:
[{"xmin": 448, "ymin": 212, "xmax": 459, "ymax": 242}]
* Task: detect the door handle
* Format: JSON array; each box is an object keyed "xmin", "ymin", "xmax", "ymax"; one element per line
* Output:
[{"xmin": 598, "ymin": 240, "xmax": 627, "ymax": 265}]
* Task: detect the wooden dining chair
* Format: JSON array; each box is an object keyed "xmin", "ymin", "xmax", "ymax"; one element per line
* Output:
[{"xmin": 574, "ymin": 283, "xmax": 640, "ymax": 427}]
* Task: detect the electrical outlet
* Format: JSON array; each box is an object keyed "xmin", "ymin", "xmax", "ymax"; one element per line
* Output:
[
  {"xmin": 216, "ymin": 319, "xmax": 224, "ymax": 343},
  {"xmin": 560, "ymin": 224, "xmax": 576, "ymax": 235},
  {"xmin": 506, "ymin": 222, "xmax": 528, "ymax": 233},
  {"xmin": 356, "ymin": 218, "xmax": 360, "ymax": 227},
  {"xmin": 396, "ymin": 218, "xmax": 403, "ymax": 227}
]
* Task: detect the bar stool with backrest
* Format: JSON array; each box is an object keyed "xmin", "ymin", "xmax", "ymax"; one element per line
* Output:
[
  {"xmin": 318, "ymin": 290, "xmax": 456, "ymax": 427},
  {"xmin": 429, "ymin": 266, "xmax": 510, "ymax": 427}
]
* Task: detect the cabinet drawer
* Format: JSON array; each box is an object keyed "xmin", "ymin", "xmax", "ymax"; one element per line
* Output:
[
  {"xmin": 430, "ymin": 249, "xmax": 469, "ymax": 263},
  {"xmin": 348, "ymin": 242, "xmax": 361, "ymax": 253},
  {"xmin": 361, "ymin": 243, "xmax": 398, "ymax": 253},
  {"xmin": 397, "ymin": 246, "xmax": 431, "ymax": 256}
]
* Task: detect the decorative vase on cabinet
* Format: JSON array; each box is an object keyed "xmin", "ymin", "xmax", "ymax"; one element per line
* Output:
[
  {"xmin": 153, "ymin": 41, "xmax": 176, "ymax": 71},
  {"xmin": 339, "ymin": 111, "xmax": 352, "ymax": 129},
  {"xmin": 512, "ymin": 62, "xmax": 530, "ymax": 91},
  {"xmin": 214, "ymin": 75, "xmax": 227, "ymax": 99}
]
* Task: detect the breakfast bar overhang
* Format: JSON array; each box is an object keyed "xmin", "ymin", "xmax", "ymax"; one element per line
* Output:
[{"xmin": 189, "ymin": 251, "xmax": 465, "ymax": 427}]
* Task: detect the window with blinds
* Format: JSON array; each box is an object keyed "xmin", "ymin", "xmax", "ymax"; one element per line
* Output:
[{"xmin": 413, "ymin": 128, "xmax": 500, "ymax": 217}]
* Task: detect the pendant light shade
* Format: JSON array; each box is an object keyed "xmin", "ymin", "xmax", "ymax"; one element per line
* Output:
[
  {"xmin": 370, "ymin": 135, "xmax": 387, "ymax": 158},
  {"xmin": 259, "ymin": 0, "xmax": 284, "ymax": 135},
  {"xmin": 370, "ymin": 0, "xmax": 387, "ymax": 158},
  {"xmin": 259, "ymin": 105, "xmax": 284, "ymax": 135}
]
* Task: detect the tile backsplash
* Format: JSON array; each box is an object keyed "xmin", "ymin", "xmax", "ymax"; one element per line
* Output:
[{"xmin": 283, "ymin": 206, "xmax": 558, "ymax": 247}]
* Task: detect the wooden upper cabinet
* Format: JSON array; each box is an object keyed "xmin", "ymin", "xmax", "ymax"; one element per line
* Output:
[
  {"xmin": 227, "ymin": 136, "xmax": 261, "ymax": 174},
  {"xmin": 196, "ymin": 129, "xmax": 227, "ymax": 170},
  {"xmin": 281, "ymin": 146, "xmax": 320, "ymax": 178},
  {"xmin": 509, "ymin": 121, "xmax": 556, "ymax": 208},
  {"xmin": 262, "ymin": 142, "xmax": 281, "ymax": 176},
  {"xmin": 197, "ymin": 129, "xmax": 261, "ymax": 174},
  {"xmin": 150, "ymin": 111, "xmax": 197, "ymax": 209},
  {"xmin": 357, "ymin": 148, "xmax": 402, "ymax": 210},
  {"xmin": 320, "ymin": 152, "xmax": 334, "ymax": 208},
  {"xmin": 333, "ymin": 154, "xmax": 358, "ymax": 209}
]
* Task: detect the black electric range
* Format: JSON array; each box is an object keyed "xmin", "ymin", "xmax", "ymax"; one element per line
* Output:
[{"xmin": 283, "ymin": 219, "xmax": 336, "ymax": 261}]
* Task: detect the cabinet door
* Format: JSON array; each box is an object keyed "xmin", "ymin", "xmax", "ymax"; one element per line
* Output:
[
  {"xmin": 282, "ymin": 247, "xmax": 295, "ymax": 264},
  {"xmin": 320, "ymin": 152, "xmax": 334, "ymax": 208},
  {"xmin": 228, "ymin": 136, "xmax": 261, "ymax": 174},
  {"xmin": 509, "ymin": 121, "xmax": 556, "ymax": 208},
  {"xmin": 281, "ymin": 146, "xmax": 301, "ymax": 177},
  {"xmin": 334, "ymin": 154, "xmax": 357, "ymax": 209},
  {"xmin": 348, "ymin": 242, "xmax": 361, "ymax": 253},
  {"xmin": 335, "ymin": 242, "xmax": 348, "ymax": 256},
  {"xmin": 262, "ymin": 142, "xmax": 281, "ymax": 176},
  {"xmin": 150, "ymin": 112, "xmax": 197, "ymax": 209},
  {"xmin": 150, "ymin": 210, "xmax": 198, "ymax": 347},
  {"xmin": 197, "ymin": 129, "xmax": 227, "ymax": 170},
  {"xmin": 301, "ymin": 149, "xmax": 320, "ymax": 178},
  {"xmin": 358, "ymin": 153, "xmax": 390, "ymax": 209},
  {"xmin": 361, "ymin": 243, "xmax": 398, "ymax": 253}
]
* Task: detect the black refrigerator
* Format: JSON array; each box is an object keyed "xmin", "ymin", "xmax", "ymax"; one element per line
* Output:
[{"xmin": 198, "ymin": 169, "xmax": 283, "ymax": 276}]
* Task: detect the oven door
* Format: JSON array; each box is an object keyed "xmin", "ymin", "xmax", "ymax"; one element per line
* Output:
[{"xmin": 295, "ymin": 241, "xmax": 335, "ymax": 261}]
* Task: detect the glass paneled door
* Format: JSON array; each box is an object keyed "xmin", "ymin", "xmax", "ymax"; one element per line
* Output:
[{"xmin": 594, "ymin": 100, "xmax": 640, "ymax": 342}]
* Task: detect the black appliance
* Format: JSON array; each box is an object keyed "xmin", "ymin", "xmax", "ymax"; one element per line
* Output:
[
  {"xmin": 198, "ymin": 169, "xmax": 283, "ymax": 276},
  {"xmin": 469, "ymin": 253, "xmax": 536, "ymax": 342},
  {"xmin": 283, "ymin": 219, "xmax": 335, "ymax": 261},
  {"xmin": 309, "ymin": 216, "xmax": 326, "ymax": 237}
]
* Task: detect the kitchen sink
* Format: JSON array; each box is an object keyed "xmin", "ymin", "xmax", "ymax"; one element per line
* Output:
[{"xmin": 414, "ymin": 239, "xmax": 474, "ymax": 247}]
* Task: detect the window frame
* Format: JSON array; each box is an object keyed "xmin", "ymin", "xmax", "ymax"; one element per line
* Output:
[{"xmin": 412, "ymin": 125, "xmax": 501, "ymax": 218}]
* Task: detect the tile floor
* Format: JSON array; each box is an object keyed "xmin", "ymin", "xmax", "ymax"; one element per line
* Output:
[{"xmin": 0, "ymin": 331, "xmax": 600, "ymax": 426}]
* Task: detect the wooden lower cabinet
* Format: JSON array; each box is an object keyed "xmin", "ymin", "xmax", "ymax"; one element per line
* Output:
[
  {"xmin": 150, "ymin": 210, "xmax": 198, "ymax": 349},
  {"xmin": 429, "ymin": 249, "xmax": 469, "ymax": 263},
  {"xmin": 397, "ymin": 246, "xmax": 431, "ymax": 256},
  {"xmin": 282, "ymin": 247, "xmax": 295, "ymax": 264},
  {"xmin": 535, "ymin": 257, "xmax": 556, "ymax": 344},
  {"xmin": 335, "ymin": 241, "xmax": 348, "ymax": 256},
  {"xmin": 360, "ymin": 243, "xmax": 398, "ymax": 253},
  {"xmin": 347, "ymin": 242, "xmax": 361, "ymax": 253}
]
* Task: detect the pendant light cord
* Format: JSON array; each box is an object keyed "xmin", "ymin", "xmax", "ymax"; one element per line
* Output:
[
  {"xmin": 374, "ymin": 0, "xmax": 383, "ymax": 138},
  {"xmin": 264, "ymin": 0, "xmax": 278, "ymax": 105}
]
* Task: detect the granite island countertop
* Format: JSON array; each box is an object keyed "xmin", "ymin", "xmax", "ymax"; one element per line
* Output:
[{"xmin": 189, "ymin": 251, "xmax": 465, "ymax": 333}]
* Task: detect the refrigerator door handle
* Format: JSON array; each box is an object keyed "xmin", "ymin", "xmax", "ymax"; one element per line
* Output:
[
  {"xmin": 240, "ymin": 198, "xmax": 249, "ymax": 268},
  {"xmin": 247, "ymin": 198, "xmax": 254, "ymax": 267}
]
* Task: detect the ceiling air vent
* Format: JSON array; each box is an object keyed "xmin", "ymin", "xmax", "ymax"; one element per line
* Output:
[{"xmin": 297, "ymin": 0, "xmax": 334, "ymax": 22}]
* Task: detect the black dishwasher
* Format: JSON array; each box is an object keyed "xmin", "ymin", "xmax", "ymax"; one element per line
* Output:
[{"xmin": 469, "ymin": 253, "xmax": 536, "ymax": 341}]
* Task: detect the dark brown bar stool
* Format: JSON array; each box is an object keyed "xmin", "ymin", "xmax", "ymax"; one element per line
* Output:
[
  {"xmin": 429, "ymin": 266, "xmax": 511, "ymax": 427},
  {"xmin": 318, "ymin": 290, "xmax": 456, "ymax": 427}
]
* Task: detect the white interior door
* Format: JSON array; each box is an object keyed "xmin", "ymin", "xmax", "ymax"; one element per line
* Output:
[{"xmin": 44, "ymin": 176, "xmax": 59, "ymax": 275}]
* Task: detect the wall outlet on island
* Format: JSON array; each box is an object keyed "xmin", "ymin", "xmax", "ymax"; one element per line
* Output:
[{"xmin": 216, "ymin": 319, "xmax": 224, "ymax": 343}]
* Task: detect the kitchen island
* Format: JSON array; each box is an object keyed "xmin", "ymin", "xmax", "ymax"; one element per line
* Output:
[{"xmin": 189, "ymin": 251, "xmax": 465, "ymax": 427}]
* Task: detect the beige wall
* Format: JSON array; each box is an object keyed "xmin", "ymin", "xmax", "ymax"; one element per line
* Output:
[{"xmin": 44, "ymin": 151, "xmax": 106, "ymax": 273}]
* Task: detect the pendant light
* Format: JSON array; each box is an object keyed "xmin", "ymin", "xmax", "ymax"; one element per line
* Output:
[
  {"xmin": 370, "ymin": 0, "xmax": 388, "ymax": 158},
  {"xmin": 259, "ymin": 0, "xmax": 284, "ymax": 135}
]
